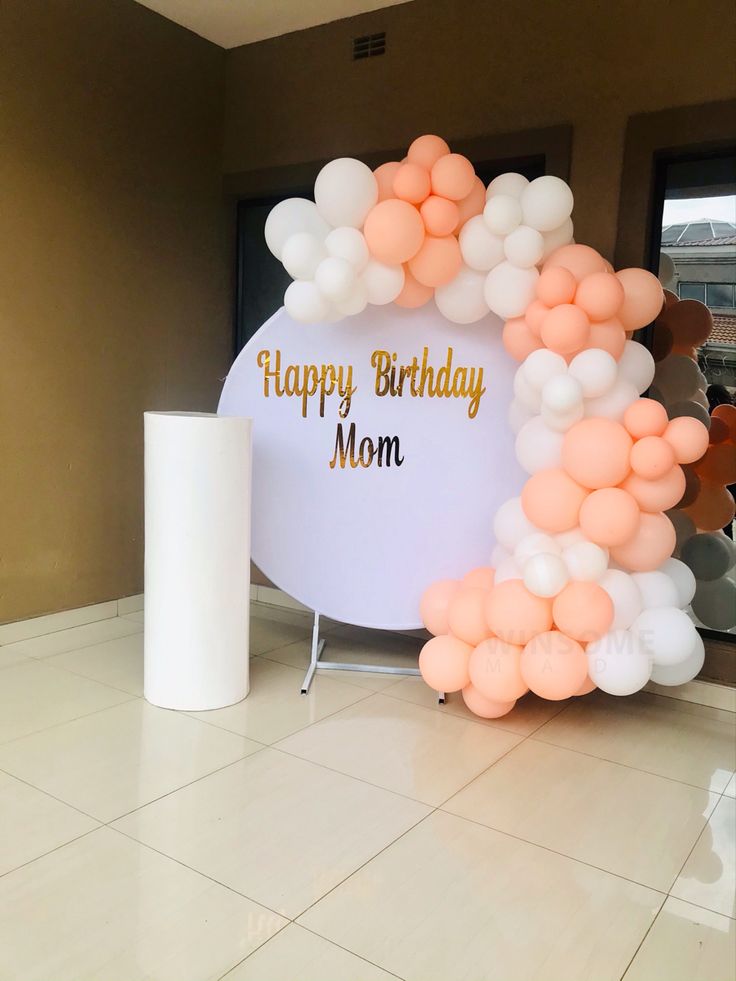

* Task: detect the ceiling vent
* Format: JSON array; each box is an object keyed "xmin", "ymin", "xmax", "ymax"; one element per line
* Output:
[{"xmin": 352, "ymin": 32, "xmax": 386, "ymax": 60}]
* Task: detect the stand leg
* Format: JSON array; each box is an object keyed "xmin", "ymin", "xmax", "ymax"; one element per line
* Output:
[
  {"xmin": 438, "ymin": 691, "xmax": 446, "ymax": 704},
  {"xmin": 301, "ymin": 611, "xmax": 325, "ymax": 694}
]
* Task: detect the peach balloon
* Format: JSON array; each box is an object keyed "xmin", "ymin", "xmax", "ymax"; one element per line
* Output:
[
  {"xmin": 364, "ymin": 199, "xmax": 425, "ymax": 264},
  {"xmin": 610, "ymin": 511, "xmax": 676, "ymax": 571},
  {"xmin": 408, "ymin": 234, "xmax": 462, "ymax": 287},
  {"xmin": 685, "ymin": 480, "xmax": 736, "ymax": 532},
  {"xmin": 552, "ymin": 582, "xmax": 614, "ymax": 643},
  {"xmin": 393, "ymin": 162, "xmax": 431, "ymax": 204},
  {"xmin": 562, "ymin": 419, "xmax": 633, "ymax": 489},
  {"xmin": 463, "ymin": 566, "xmax": 496, "ymax": 590},
  {"xmin": 579, "ymin": 487, "xmax": 641, "ymax": 546},
  {"xmin": 707, "ymin": 417, "xmax": 731, "ymax": 444},
  {"xmin": 663, "ymin": 416, "xmax": 710, "ymax": 464},
  {"xmin": 574, "ymin": 272, "xmax": 625, "ymax": 321},
  {"xmin": 419, "ymin": 579, "xmax": 461, "ymax": 635},
  {"xmin": 469, "ymin": 638, "xmax": 528, "ymax": 702},
  {"xmin": 420, "ymin": 195, "xmax": 460, "ymax": 236},
  {"xmin": 537, "ymin": 266, "xmax": 577, "ymax": 307},
  {"xmin": 394, "ymin": 266, "xmax": 434, "ymax": 308},
  {"xmin": 453, "ymin": 177, "xmax": 486, "ymax": 232},
  {"xmin": 430, "ymin": 153, "xmax": 476, "ymax": 201},
  {"xmin": 485, "ymin": 579, "xmax": 553, "ymax": 645},
  {"xmin": 630, "ymin": 435, "xmax": 676, "ymax": 480},
  {"xmin": 652, "ymin": 323, "xmax": 674, "ymax": 362},
  {"xmin": 373, "ymin": 161, "xmax": 401, "ymax": 201},
  {"xmin": 616, "ymin": 268, "xmax": 664, "ymax": 331},
  {"xmin": 587, "ymin": 320, "xmax": 626, "ymax": 359},
  {"xmin": 678, "ymin": 465, "xmax": 701, "ymax": 508},
  {"xmin": 540, "ymin": 303, "xmax": 591, "ymax": 355},
  {"xmin": 520, "ymin": 630, "xmax": 588, "ymax": 700},
  {"xmin": 419, "ymin": 635, "xmax": 472, "ymax": 693},
  {"xmin": 620, "ymin": 466, "xmax": 686, "ymax": 513},
  {"xmin": 713, "ymin": 403, "xmax": 736, "ymax": 440},
  {"xmin": 461, "ymin": 684, "xmax": 516, "ymax": 719},
  {"xmin": 447, "ymin": 586, "xmax": 492, "ymax": 646},
  {"xmin": 521, "ymin": 468, "xmax": 588, "ymax": 532},
  {"xmin": 407, "ymin": 134, "xmax": 450, "ymax": 171},
  {"xmin": 544, "ymin": 244, "xmax": 609, "ymax": 281},
  {"xmin": 576, "ymin": 676, "xmax": 597, "ymax": 696},
  {"xmin": 696, "ymin": 442, "xmax": 736, "ymax": 485},
  {"xmin": 659, "ymin": 298, "xmax": 712, "ymax": 348},
  {"xmin": 503, "ymin": 318, "xmax": 543, "ymax": 361},
  {"xmin": 525, "ymin": 299, "xmax": 551, "ymax": 337},
  {"xmin": 623, "ymin": 398, "xmax": 669, "ymax": 438}
]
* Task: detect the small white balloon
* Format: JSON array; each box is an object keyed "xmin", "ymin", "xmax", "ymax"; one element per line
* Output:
[
  {"xmin": 584, "ymin": 379, "xmax": 639, "ymax": 421},
  {"xmin": 434, "ymin": 265, "xmax": 489, "ymax": 324},
  {"xmin": 631, "ymin": 607, "xmax": 697, "ymax": 666},
  {"xmin": 658, "ymin": 558, "xmax": 697, "ymax": 608},
  {"xmin": 483, "ymin": 194, "xmax": 523, "ymax": 236},
  {"xmin": 459, "ymin": 216, "xmax": 505, "ymax": 272},
  {"xmin": 493, "ymin": 496, "xmax": 538, "ymax": 551},
  {"xmin": 631, "ymin": 571, "xmax": 679, "ymax": 609},
  {"xmin": 555, "ymin": 527, "xmax": 587, "ymax": 549},
  {"xmin": 361, "ymin": 259, "xmax": 404, "ymax": 305},
  {"xmin": 503, "ymin": 225, "xmax": 545, "ymax": 268},
  {"xmin": 484, "ymin": 262, "xmax": 539, "ymax": 319},
  {"xmin": 265, "ymin": 198, "xmax": 330, "ymax": 260},
  {"xmin": 541, "ymin": 374, "xmax": 583, "ymax": 415},
  {"xmin": 650, "ymin": 633, "xmax": 704, "ymax": 686},
  {"xmin": 541, "ymin": 402, "xmax": 584, "ymax": 432},
  {"xmin": 598, "ymin": 569, "xmax": 643, "ymax": 630},
  {"xmin": 514, "ymin": 532, "xmax": 562, "ymax": 567},
  {"xmin": 541, "ymin": 217, "xmax": 574, "ymax": 260},
  {"xmin": 508, "ymin": 398, "xmax": 535, "ymax": 435},
  {"xmin": 520, "ymin": 176, "xmax": 574, "ymax": 232},
  {"xmin": 618, "ymin": 340, "xmax": 655, "ymax": 394},
  {"xmin": 515, "ymin": 417, "xmax": 564, "ymax": 474},
  {"xmin": 563, "ymin": 542, "xmax": 609, "ymax": 581},
  {"xmin": 281, "ymin": 232, "xmax": 327, "ymax": 280},
  {"xmin": 587, "ymin": 629, "xmax": 651, "ymax": 696},
  {"xmin": 314, "ymin": 158, "xmax": 378, "ymax": 229},
  {"xmin": 523, "ymin": 552, "xmax": 569, "ymax": 597},
  {"xmin": 568, "ymin": 349, "xmax": 618, "ymax": 398},
  {"xmin": 325, "ymin": 226, "xmax": 369, "ymax": 271},
  {"xmin": 334, "ymin": 277, "xmax": 368, "ymax": 316},
  {"xmin": 522, "ymin": 348, "xmax": 568, "ymax": 391},
  {"xmin": 513, "ymin": 367, "xmax": 542, "ymax": 412},
  {"xmin": 314, "ymin": 256, "xmax": 356, "ymax": 301},
  {"xmin": 486, "ymin": 172, "xmax": 529, "ymax": 200},
  {"xmin": 284, "ymin": 280, "xmax": 329, "ymax": 324}
]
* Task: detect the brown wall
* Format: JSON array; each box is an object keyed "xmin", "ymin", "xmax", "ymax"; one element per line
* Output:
[
  {"xmin": 0, "ymin": 0, "xmax": 231, "ymax": 622},
  {"xmin": 223, "ymin": 0, "xmax": 736, "ymax": 258}
]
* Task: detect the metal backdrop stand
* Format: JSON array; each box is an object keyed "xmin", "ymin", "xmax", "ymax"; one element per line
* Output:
[{"xmin": 300, "ymin": 611, "xmax": 445, "ymax": 703}]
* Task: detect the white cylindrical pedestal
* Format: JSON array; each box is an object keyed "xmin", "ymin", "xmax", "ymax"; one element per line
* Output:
[{"xmin": 144, "ymin": 411, "xmax": 252, "ymax": 710}]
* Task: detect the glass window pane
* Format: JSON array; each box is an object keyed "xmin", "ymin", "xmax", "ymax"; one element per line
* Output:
[
  {"xmin": 679, "ymin": 222, "xmax": 713, "ymax": 242},
  {"xmin": 707, "ymin": 283, "xmax": 735, "ymax": 307},
  {"xmin": 679, "ymin": 282, "xmax": 706, "ymax": 301}
]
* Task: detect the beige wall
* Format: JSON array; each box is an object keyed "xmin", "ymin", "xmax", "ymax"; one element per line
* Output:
[
  {"xmin": 223, "ymin": 0, "xmax": 736, "ymax": 258},
  {"xmin": 0, "ymin": 0, "xmax": 231, "ymax": 622}
]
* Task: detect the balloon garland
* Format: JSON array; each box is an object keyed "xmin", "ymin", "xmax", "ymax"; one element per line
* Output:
[{"xmin": 264, "ymin": 134, "xmax": 718, "ymax": 721}]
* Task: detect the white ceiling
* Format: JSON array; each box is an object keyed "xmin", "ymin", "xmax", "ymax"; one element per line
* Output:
[{"xmin": 135, "ymin": 0, "xmax": 412, "ymax": 49}]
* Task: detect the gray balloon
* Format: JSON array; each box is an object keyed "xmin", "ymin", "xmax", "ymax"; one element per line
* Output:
[
  {"xmin": 691, "ymin": 578, "xmax": 736, "ymax": 631},
  {"xmin": 681, "ymin": 533, "xmax": 733, "ymax": 581}
]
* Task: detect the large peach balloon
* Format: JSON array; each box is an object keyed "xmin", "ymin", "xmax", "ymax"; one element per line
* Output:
[
  {"xmin": 407, "ymin": 134, "xmax": 450, "ymax": 171},
  {"xmin": 485, "ymin": 579, "xmax": 553, "ymax": 645},
  {"xmin": 544, "ymin": 244, "xmax": 608, "ymax": 281},
  {"xmin": 408, "ymin": 234, "xmax": 462, "ymax": 287},
  {"xmin": 658, "ymin": 298, "xmax": 712, "ymax": 349},
  {"xmin": 521, "ymin": 467, "xmax": 588, "ymax": 532},
  {"xmin": 552, "ymin": 582, "xmax": 614, "ymax": 643},
  {"xmin": 537, "ymin": 267, "xmax": 576, "ymax": 307},
  {"xmin": 610, "ymin": 511, "xmax": 676, "ymax": 571},
  {"xmin": 394, "ymin": 266, "xmax": 434, "ymax": 308},
  {"xmin": 419, "ymin": 579, "xmax": 460, "ymax": 635},
  {"xmin": 461, "ymin": 684, "xmax": 516, "ymax": 719},
  {"xmin": 540, "ymin": 304, "xmax": 590, "ymax": 355},
  {"xmin": 574, "ymin": 272, "xmax": 625, "ymax": 322},
  {"xmin": 624, "ymin": 398, "xmax": 669, "ymax": 438},
  {"xmin": 562, "ymin": 419, "xmax": 633, "ymax": 489},
  {"xmin": 685, "ymin": 481, "xmax": 736, "ymax": 532},
  {"xmin": 469, "ymin": 638, "xmax": 527, "ymax": 702},
  {"xmin": 713, "ymin": 403, "xmax": 736, "ymax": 440},
  {"xmin": 630, "ymin": 435, "xmax": 676, "ymax": 480},
  {"xmin": 695, "ymin": 442, "xmax": 736, "ymax": 485},
  {"xmin": 463, "ymin": 566, "xmax": 496, "ymax": 590},
  {"xmin": 520, "ymin": 630, "xmax": 588, "ymax": 700},
  {"xmin": 664, "ymin": 416, "xmax": 710, "ymax": 464},
  {"xmin": 364, "ymin": 199, "xmax": 425, "ymax": 265},
  {"xmin": 525, "ymin": 299, "xmax": 551, "ymax": 337},
  {"xmin": 430, "ymin": 153, "xmax": 475, "ymax": 201},
  {"xmin": 503, "ymin": 317, "xmax": 543, "ymax": 361},
  {"xmin": 453, "ymin": 177, "xmax": 486, "ymax": 233},
  {"xmin": 373, "ymin": 161, "xmax": 401, "ymax": 201},
  {"xmin": 616, "ymin": 268, "xmax": 664, "ymax": 331},
  {"xmin": 419, "ymin": 635, "xmax": 471, "ymax": 692},
  {"xmin": 421, "ymin": 195, "xmax": 460, "ymax": 236},
  {"xmin": 393, "ymin": 162, "xmax": 431, "ymax": 204},
  {"xmin": 587, "ymin": 320, "xmax": 627, "ymax": 359},
  {"xmin": 621, "ymin": 466, "xmax": 686, "ymax": 513},
  {"xmin": 579, "ymin": 487, "xmax": 641, "ymax": 546},
  {"xmin": 447, "ymin": 586, "xmax": 492, "ymax": 646}
]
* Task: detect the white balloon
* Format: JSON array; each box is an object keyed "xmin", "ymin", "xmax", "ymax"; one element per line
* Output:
[
  {"xmin": 281, "ymin": 232, "xmax": 327, "ymax": 280},
  {"xmin": 654, "ymin": 355, "xmax": 702, "ymax": 400},
  {"xmin": 486, "ymin": 172, "xmax": 529, "ymax": 200},
  {"xmin": 650, "ymin": 633, "xmax": 704, "ymax": 686},
  {"xmin": 493, "ymin": 496, "xmax": 538, "ymax": 551},
  {"xmin": 523, "ymin": 349, "xmax": 568, "ymax": 391},
  {"xmin": 284, "ymin": 280, "xmax": 329, "ymax": 324},
  {"xmin": 563, "ymin": 542, "xmax": 609, "ymax": 581},
  {"xmin": 514, "ymin": 532, "xmax": 561, "ymax": 567},
  {"xmin": 503, "ymin": 225, "xmax": 545, "ymax": 268},
  {"xmin": 658, "ymin": 557, "xmax": 697, "ymax": 608},
  {"xmin": 515, "ymin": 417, "xmax": 564, "ymax": 474},
  {"xmin": 598, "ymin": 569, "xmax": 643, "ymax": 630},
  {"xmin": 508, "ymin": 398, "xmax": 535, "ymax": 435},
  {"xmin": 265, "ymin": 198, "xmax": 330, "ymax": 260},
  {"xmin": 523, "ymin": 552, "xmax": 569, "ymax": 597},
  {"xmin": 483, "ymin": 194, "xmax": 523, "ymax": 235},
  {"xmin": 631, "ymin": 607, "xmax": 697, "ymax": 666},
  {"xmin": 584, "ymin": 379, "xmax": 639, "ymax": 421},
  {"xmin": 314, "ymin": 158, "xmax": 377, "ymax": 229},
  {"xmin": 617, "ymin": 340, "xmax": 655, "ymax": 394},
  {"xmin": 361, "ymin": 259, "xmax": 404, "ymax": 305},
  {"xmin": 459, "ymin": 216, "xmax": 505, "ymax": 272},
  {"xmin": 555, "ymin": 527, "xmax": 586, "ymax": 548},
  {"xmin": 484, "ymin": 262, "xmax": 539, "ymax": 319},
  {"xmin": 513, "ymin": 367, "xmax": 542, "ymax": 412},
  {"xmin": 631, "ymin": 571, "xmax": 679, "ymax": 609},
  {"xmin": 490, "ymin": 543, "xmax": 511, "ymax": 567},
  {"xmin": 587, "ymin": 629, "xmax": 651, "ymax": 696},
  {"xmin": 541, "ymin": 374, "xmax": 583, "ymax": 415},
  {"xmin": 541, "ymin": 401, "xmax": 584, "ymax": 432},
  {"xmin": 325, "ymin": 226, "xmax": 369, "ymax": 271},
  {"xmin": 314, "ymin": 256, "xmax": 356, "ymax": 301},
  {"xmin": 434, "ymin": 265, "xmax": 489, "ymax": 324},
  {"xmin": 658, "ymin": 251, "xmax": 676, "ymax": 289},
  {"xmin": 668, "ymin": 399, "xmax": 711, "ymax": 428},
  {"xmin": 541, "ymin": 217, "xmax": 574, "ymax": 260},
  {"xmin": 568, "ymin": 349, "xmax": 618, "ymax": 399},
  {"xmin": 520, "ymin": 176, "xmax": 574, "ymax": 233},
  {"xmin": 334, "ymin": 277, "xmax": 368, "ymax": 316},
  {"xmin": 495, "ymin": 556, "xmax": 524, "ymax": 584}
]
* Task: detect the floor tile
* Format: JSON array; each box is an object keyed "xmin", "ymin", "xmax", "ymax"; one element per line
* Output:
[
  {"xmin": 724, "ymin": 773, "xmax": 735, "ymax": 798},
  {"xmin": 0, "ymin": 615, "xmax": 142, "ymax": 660},
  {"xmin": 248, "ymin": 615, "xmax": 313, "ymax": 656},
  {"xmin": 443, "ymin": 740, "xmax": 718, "ymax": 891},
  {"xmin": 188, "ymin": 657, "xmax": 368, "ymax": 744},
  {"xmin": 0, "ymin": 645, "xmax": 30, "ymax": 670},
  {"xmin": 623, "ymin": 896, "xmax": 735, "ymax": 981},
  {"xmin": 384, "ymin": 677, "xmax": 569, "ymax": 735},
  {"xmin": 0, "ymin": 660, "xmax": 134, "ymax": 745},
  {"xmin": 671, "ymin": 795, "xmax": 735, "ymax": 918},
  {"xmin": 534, "ymin": 691, "xmax": 736, "ymax": 792},
  {"xmin": 123, "ymin": 610, "xmax": 145, "ymax": 623},
  {"xmin": 0, "ymin": 771, "xmax": 99, "ymax": 876},
  {"xmin": 298, "ymin": 810, "xmax": 661, "ymax": 981},
  {"xmin": 0, "ymin": 827, "xmax": 285, "ymax": 981},
  {"xmin": 49, "ymin": 632, "xmax": 143, "ymax": 695},
  {"xmin": 276, "ymin": 694, "xmax": 522, "ymax": 806},
  {"xmin": 0, "ymin": 699, "xmax": 259, "ymax": 822},
  {"xmin": 117, "ymin": 593, "xmax": 144, "ymax": 615},
  {"xmin": 0, "ymin": 601, "xmax": 118, "ymax": 645},
  {"xmin": 222, "ymin": 923, "xmax": 398, "ymax": 981},
  {"xmin": 113, "ymin": 749, "xmax": 429, "ymax": 919}
]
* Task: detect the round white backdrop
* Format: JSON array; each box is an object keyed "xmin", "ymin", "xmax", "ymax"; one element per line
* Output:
[{"xmin": 218, "ymin": 304, "xmax": 523, "ymax": 628}]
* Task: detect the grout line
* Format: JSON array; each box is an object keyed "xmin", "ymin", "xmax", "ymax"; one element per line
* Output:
[
  {"xmin": 20, "ymin": 620, "xmax": 143, "ymax": 661},
  {"xmin": 0, "ymin": 824, "xmax": 102, "ymax": 882},
  {"xmin": 663, "ymin": 781, "xmax": 731, "ymax": 897},
  {"xmin": 0, "ymin": 692, "xmax": 140, "ymax": 751},
  {"xmin": 296, "ymin": 923, "xmax": 406, "ymax": 980},
  {"xmin": 213, "ymin": 921, "xmax": 294, "ymax": 981},
  {"xmin": 0, "ymin": 606, "xmax": 121, "ymax": 646},
  {"xmin": 618, "ymin": 893, "xmax": 669, "ymax": 981}
]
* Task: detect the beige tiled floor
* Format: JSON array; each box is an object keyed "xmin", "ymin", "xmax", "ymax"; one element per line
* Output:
[{"xmin": 0, "ymin": 604, "xmax": 734, "ymax": 981}]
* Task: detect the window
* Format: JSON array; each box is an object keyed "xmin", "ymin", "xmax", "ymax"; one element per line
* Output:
[
  {"xmin": 708, "ymin": 282, "xmax": 735, "ymax": 308},
  {"xmin": 678, "ymin": 282, "xmax": 706, "ymax": 302}
]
